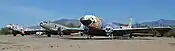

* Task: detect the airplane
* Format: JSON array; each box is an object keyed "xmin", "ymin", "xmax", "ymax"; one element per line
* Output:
[
  {"xmin": 79, "ymin": 15, "xmax": 171, "ymax": 38},
  {"xmin": 39, "ymin": 21, "xmax": 84, "ymax": 37},
  {"xmin": 6, "ymin": 24, "xmax": 45, "ymax": 36},
  {"xmin": 42, "ymin": 15, "xmax": 171, "ymax": 39}
]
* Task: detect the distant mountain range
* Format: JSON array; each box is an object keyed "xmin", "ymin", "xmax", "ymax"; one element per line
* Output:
[
  {"xmin": 113, "ymin": 19, "xmax": 175, "ymax": 27},
  {"xmin": 28, "ymin": 19, "xmax": 175, "ymax": 29},
  {"xmin": 141, "ymin": 19, "xmax": 175, "ymax": 26},
  {"xmin": 52, "ymin": 19, "xmax": 81, "ymax": 27},
  {"xmin": 28, "ymin": 26, "xmax": 41, "ymax": 29}
]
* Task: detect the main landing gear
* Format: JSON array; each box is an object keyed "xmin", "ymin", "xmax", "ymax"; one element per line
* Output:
[
  {"xmin": 129, "ymin": 33, "xmax": 133, "ymax": 38},
  {"xmin": 107, "ymin": 33, "xmax": 114, "ymax": 40},
  {"xmin": 12, "ymin": 30, "xmax": 25, "ymax": 36},
  {"xmin": 86, "ymin": 35, "xmax": 93, "ymax": 39},
  {"xmin": 58, "ymin": 32, "xmax": 63, "ymax": 37},
  {"xmin": 47, "ymin": 33, "xmax": 51, "ymax": 37}
]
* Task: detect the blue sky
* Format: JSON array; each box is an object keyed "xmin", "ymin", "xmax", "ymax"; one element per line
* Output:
[{"xmin": 0, "ymin": 0, "xmax": 175, "ymax": 28}]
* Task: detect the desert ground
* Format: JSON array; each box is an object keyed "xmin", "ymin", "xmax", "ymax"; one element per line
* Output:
[{"xmin": 0, "ymin": 35, "xmax": 175, "ymax": 51}]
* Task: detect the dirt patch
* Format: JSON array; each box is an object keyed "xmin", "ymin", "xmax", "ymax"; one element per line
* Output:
[
  {"xmin": 0, "ymin": 41, "xmax": 16, "ymax": 44},
  {"xmin": 169, "ymin": 43, "xmax": 175, "ymax": 46}
]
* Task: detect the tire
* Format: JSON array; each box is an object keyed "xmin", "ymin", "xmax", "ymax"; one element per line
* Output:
[
  {"xmin": 21, "ymin": 34, "xmax": 24, "ymax": 36},
  {"xmin": 13, "ymin": 34, "xmax": 17, "ymax": 36},
  {"xmin": 47, "ymin": 34, "xmax": 51, "ymax": 37},
  {"xmin": 59, "ymin": 32, "xmax": 64, "ymax": 37},
  {"xmin": 80, "ymin": 33, "xmax": 83, "ymax": 36},
  {"xmin": 129, "ymin": 33, "xmax": 133, "ymax": 38},
  {"xmin": 12, "ymin": 31, "xmax": 17, "ymax": 36}
]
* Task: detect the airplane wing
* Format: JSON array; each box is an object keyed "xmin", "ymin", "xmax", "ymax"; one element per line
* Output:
[
  {"xmin": 63, "ymin": 28, "xmax": 84, "ymax": 33},
  {"xmin": 112, "ymin": 27, "xmax": 171, "ymax": 36},
  {"xmin": 61, "ymin": 23, "xmax": 85, "ymax": 33}
]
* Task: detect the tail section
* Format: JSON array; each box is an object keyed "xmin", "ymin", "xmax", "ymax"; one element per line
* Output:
[
  {"xmin": 79, "ymin": 23, "xmax": 85, "ymax": 29},
  {"xmin": 127, "ymin": 16, "xmax": 132, "ymax": 28}
]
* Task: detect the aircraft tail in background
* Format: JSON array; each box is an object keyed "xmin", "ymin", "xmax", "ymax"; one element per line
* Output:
[
  {"xmin": 79, "ymin": 23, "xmax": 85, "ymax": 29},
  {"xmin": 119, "ymin": 16, "xmax": 133, "ymax": 29},
  {"xmin": 127, "ymin": 16, "xmax": 132, "ymax": 28}
]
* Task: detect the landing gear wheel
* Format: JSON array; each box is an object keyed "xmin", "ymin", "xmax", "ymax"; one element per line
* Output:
[
  {"xmin": 129, "ymin": 33, "xmax": 133, "ymax": 38},
  {"xmin": 80, "ymin": 33, "xmax": 83, "ymax": 36},
  {"xmin": 107, "ymin": 33, "xmax": 114, "ymax": 40},
  {"xmin": 59, "ymin": 34, "xmax": 63, "ymax": 37},
  {"xmin": 108, "ymin": 34, "xmax": 114, "ymax": 40},
  {"xmin": 21, "ymin": 34, "xmax": 24, "ymax": 36},
  {"xmin": 87, "ymin": 35, "xmax": 92, "ymax": 39},
  {"xmin": 160, "ymin": 34, "xmax": 164, "ymax": 37},
  {"xmin": 13, "ymin": 34, "xmax": 17, "ymax": 36},
  {"xmin": 87, "ymin": 35, "xmax": 90, "ymax": 39},
  {"xmin": 47, "ymin": 34, "xmax": 51, "ymax": 37},
  {"xmin": 111, "ymin": 34, "xmax": 114, "ymax": 40},
  {"xmin": 90, "ymin": 35, "xmax": 93, "ymax": 38},
  {"xmin": 58, "ymin": 32, "xmax": 63, "ymax": 37},
  {"xmin": 12, "ymin": 31, "xmax": 17, "ymax": 36}
]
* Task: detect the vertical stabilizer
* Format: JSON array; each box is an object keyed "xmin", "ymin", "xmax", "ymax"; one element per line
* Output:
[
  {"xmin": 127, "ymin": 16, "xmax": 132, "ymax": 28},
  {"xmin": 80, "ymin": 23, "xmax": 85, "ymax": 29}
]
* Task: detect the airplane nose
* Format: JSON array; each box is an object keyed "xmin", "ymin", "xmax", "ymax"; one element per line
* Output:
[
  {"xmin": 40, "ymin": 21, "xmax": 48, "ymax": 25},
  {"xmin": 80, "ymin": 17, "xmax": 92, "ymax": 26},
  {"xmin": 39, "ymin": 22, "xmax": 43, "ymax": 26},
  {"xmin": 6, "ymin": 24, "xmax": 13, "ymax": 29}
]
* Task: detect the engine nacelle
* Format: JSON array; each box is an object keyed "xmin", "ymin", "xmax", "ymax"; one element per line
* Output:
[{"xmin": 103, "ymin": 25, "xmax": 114, "ymax": 33}]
